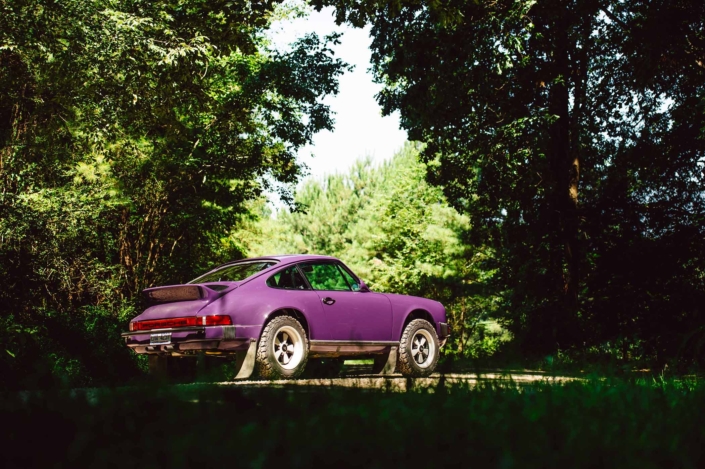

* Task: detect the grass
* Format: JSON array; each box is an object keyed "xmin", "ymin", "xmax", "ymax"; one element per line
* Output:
[
  {"xmin": 343, "ymin": 359, "xmax": 375, "ymax": 365},
  {"xmin": 3, "ymin": 377, "xmax": 705, "ymax": 468}
]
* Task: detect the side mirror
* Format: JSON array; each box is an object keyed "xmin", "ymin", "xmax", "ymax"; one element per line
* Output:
[{"xmin": 358, "ymin": 280, "xmax": 371, "ymax": 292}]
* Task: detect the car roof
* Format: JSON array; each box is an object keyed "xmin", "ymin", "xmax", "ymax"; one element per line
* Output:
[{"xmin": 217, "ymin": 254, "xmax": 339, "ymax": 269}]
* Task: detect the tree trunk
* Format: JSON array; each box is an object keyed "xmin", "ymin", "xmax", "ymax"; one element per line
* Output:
[{"xmin": 548, "ymin": 13, "xmax": 580, "ymax": 348}]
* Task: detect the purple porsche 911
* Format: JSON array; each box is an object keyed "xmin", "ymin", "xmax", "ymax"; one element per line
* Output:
[{"xmin": 123, "ymin": 255, "xmax": 450, "ymax": 379}]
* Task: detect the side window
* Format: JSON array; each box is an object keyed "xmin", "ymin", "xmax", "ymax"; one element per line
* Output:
[
  {"xmin": 266, "ymin": 266, "xmax": 309, "ymax": 290},
  {"xmin": 337, "ymin": 264, "xmax": 360, "ymax": 292},
  {"xmin": 299, "ymin": 263, "xmax": 351, "ymax": 291}
]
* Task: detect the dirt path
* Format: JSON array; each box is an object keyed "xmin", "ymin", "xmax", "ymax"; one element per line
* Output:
[{"xmin": 217, "ymin": 369, "xmax": 580, "ymax": 391}]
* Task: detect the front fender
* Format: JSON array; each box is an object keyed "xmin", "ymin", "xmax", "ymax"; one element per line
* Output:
[{"xmin": 383, "ymin": 293, "xmax": 447, "ymax": 340}]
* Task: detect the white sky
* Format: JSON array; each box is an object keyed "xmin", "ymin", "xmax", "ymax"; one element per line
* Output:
[{"xmin": 268, "ymin": 7, "xmax": 408, "ymax": 182}]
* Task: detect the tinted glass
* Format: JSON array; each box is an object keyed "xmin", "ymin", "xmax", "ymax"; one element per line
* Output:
[
  {"xmin": 337, "ymin": 264, "xmax": 360, "ymax": 291},
  {"xmin": 267, "ymin": 266, "xmax": 309, "ymax": 290},
  {"xmin": 299, "ymin": 263, "xmax": 351, "ymax": 291},
  {"xmin": 189, "ymin": 261, "xmax": 276, "ymax": 283}
]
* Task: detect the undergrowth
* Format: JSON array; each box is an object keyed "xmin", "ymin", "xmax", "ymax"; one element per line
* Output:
[{"xmin": 3, "ymin": 377, "xmax": 705, "ymax": 468}]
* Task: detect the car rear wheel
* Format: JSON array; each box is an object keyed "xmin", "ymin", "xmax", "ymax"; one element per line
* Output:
[
  {"xmin": 397, "ymin": 319, "xmax": 440, "ymax": 377},
  {"xmin": 256, "ymin": 315, "xmax": 309, "ymax": 379}
]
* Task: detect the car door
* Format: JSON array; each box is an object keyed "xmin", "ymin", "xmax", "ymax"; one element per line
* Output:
[
  {"xmin": 298, "ymin": 261, "xmax": 392, "ymax": 342},
  {"xmin": 263, "ymin": 264, "xmax": 328, "ymax": 340}
]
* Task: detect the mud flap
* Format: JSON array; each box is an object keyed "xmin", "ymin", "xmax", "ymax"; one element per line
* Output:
[
  {"xmin": 380, "ymin": 346, "xmax": 398, "ymax": 375},
  {"xmin": 233, "ymin": 340, "xmax": 257, "ymax": 380}
]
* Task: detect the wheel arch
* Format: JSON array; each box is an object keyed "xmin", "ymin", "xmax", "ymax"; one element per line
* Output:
[
  {"xmin": 262, "ymin": 308, "xmax": 310, "ymax": 339},
  {"xmin": 400, "ymin": 309, "xmax": 436, "ymax": 338}
]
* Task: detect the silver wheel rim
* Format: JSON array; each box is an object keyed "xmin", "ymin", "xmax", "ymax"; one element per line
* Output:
[
  {"xmin": 411, "ymin": 329, "xmax": 435, "ymax": 368},
  {"xmin": 272, "ymin": 325, "xmax": 304, "ymax": 370}
]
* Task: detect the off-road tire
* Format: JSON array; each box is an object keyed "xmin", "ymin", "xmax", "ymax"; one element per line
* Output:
[
  {"xmin": 256, "ymin": 315, "xmax": 309, "ymax": 379},
  {"xmin": 397, "ymin": 319, "xmax": 440, "ymax": 377}
]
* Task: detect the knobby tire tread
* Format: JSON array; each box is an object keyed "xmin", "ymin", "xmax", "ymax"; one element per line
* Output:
[
  {"xmin": 397, "ymin": 319, "xmax": 439, "ymax": 378},
  {"xmin": 255, "ymin": 315, "xmax": 308, "ymax": 380}
]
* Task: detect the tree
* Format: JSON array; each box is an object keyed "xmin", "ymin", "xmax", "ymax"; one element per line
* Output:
[
  {"xmin": 312, "ymin": 0, "xmax": 705, "ymax": 360},
  {"xmin": 0, "ymin": 0, "xmax": 349, "ymax": 386},
  {"xmin": 245, "ymin": 143, "xmax": 500, "ymax": 357}
]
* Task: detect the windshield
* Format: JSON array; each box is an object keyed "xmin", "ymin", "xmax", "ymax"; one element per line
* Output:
[{"xmin": 189, "ymin": 261, "xmax": 277, "ymax": 284}]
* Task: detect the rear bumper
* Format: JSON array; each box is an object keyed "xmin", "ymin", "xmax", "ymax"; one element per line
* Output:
[{"xmin": 123, "ymin": 325, "xmax": 254, "ymax": 356}]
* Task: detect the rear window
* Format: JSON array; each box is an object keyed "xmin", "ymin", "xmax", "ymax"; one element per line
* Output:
[
  {"xmin": 189, "ymin": 261, "xmax": 277, "ymax": 284},
  {"xmin": 266, "ymin": 266, "xmax": 309, "ymax": 290}
]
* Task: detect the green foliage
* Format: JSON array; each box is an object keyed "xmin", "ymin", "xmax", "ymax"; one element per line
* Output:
[
  {"xmin": 454, "ymin": 320, "xmax": 512, "ymax": 361},
  {"xmin": 244, "ymin": 143, "xmax": 501, "ymax": 357},
  {"xmin": 3, "ymin": 0, "xmax": 704, "ymax": 379},
  {"xmin": 313, "ymin": 0, "xmax": 705, "ymax": 363},
  {"xmin": 0, "ymin": 0, "xmax": 348, "ymax": 388},
  {"xmin": 4, "ymin": 379, "xmax": 705, "ymax": 467}
]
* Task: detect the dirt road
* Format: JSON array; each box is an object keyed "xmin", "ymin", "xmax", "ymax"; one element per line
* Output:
[{"xmin": 218, "ymin": 367, "xmax": 579, "ymax": 391}]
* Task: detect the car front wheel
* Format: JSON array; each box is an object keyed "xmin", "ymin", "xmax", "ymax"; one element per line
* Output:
[
  {"xmin": 397, "ymin": 319, "xmax": 440, "ymax": 377},
  {"xmin": 256, "ymin": 315, "xmax": 309, "ymax": 379}
]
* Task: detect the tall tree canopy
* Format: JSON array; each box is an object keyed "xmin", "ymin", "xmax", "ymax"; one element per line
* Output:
[
  {"xmin": 314, "ymin": 0, "xmax": 705, "ymax": 360},
  {"xmin": 245, "ymin": 144, "xmax": 499, "ymax": 357},
  {"xmin": 0, "ymin": 0, "xmax": 348, "ymax": 386}
]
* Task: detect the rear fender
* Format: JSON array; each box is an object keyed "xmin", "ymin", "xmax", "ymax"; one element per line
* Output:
[{"xmin": 262, "ymin": 308, "xmax": 311, "ymax": 340}]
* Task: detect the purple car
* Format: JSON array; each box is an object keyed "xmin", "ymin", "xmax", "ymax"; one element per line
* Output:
[{"xmin": 123, "ymin": 255, "xmax": 450, "ymax": 379}]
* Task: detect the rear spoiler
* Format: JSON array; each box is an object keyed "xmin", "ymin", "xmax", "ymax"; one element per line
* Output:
[{"xmin": 142, "ymin": 283, "xmax": 238, "ymax": 305}]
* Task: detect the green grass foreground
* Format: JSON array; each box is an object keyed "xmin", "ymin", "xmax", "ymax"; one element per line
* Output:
[{"xmin": 3, "ymin": 378, "xmax": 705, "ymax": 468}]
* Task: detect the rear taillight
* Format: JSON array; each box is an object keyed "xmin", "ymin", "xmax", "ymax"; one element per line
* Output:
[
  {"xmin": 130, "ymin": 315, "xmax": 232, "ymax": 331},
  {"xmin": 201, "ymin": 315, "xmax": 232, "ymax": 326}
]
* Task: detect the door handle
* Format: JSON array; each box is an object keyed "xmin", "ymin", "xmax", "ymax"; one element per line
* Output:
[{"xmin": 321, "ymin": 297, "xmax": 336, "ymax": 305}]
